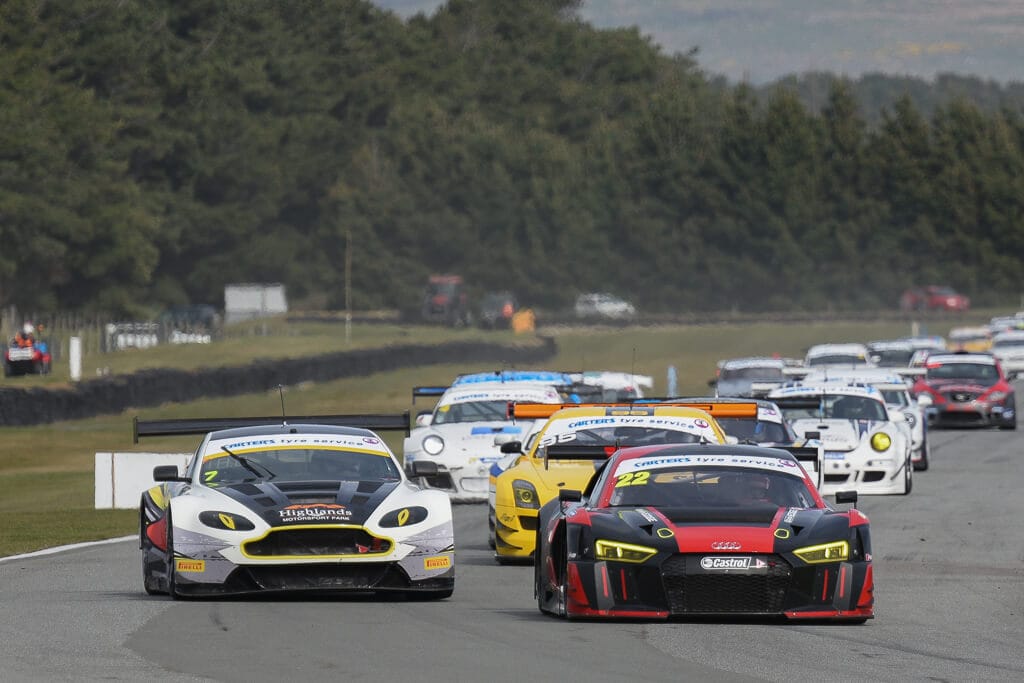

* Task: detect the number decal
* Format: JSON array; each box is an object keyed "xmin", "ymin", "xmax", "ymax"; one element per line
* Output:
[
  {"xmin": 539, "ymin": 432, "xmax": 578, "ymax": 448},
  {"xmin": 204, "ymin": 470, "xmax": 218, "ymax": 482},
  {"xmin": 615, "ymin": 471, "xmax": 650, "ymax": 488}
]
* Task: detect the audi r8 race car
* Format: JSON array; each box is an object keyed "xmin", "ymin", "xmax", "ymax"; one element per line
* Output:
[
  {"xmin": 768, "ymin": 385, "xmax": 912, "ymax": 495},
  {"xmin": 405, "ymin": 376, "xmax": 567, "ymax": 502},
  {"xmin": 911, "ymin": 353, "xmax": 1017, "ymax": 430},
  {"xmin": 534, "ymin": 443, "xmax": 872, "ymax": 621},
  {"xmin": 493, "ymin": 403, "xmax": 748, "ymax": 562},
  {"xmin": 137, "ymin": 414, "xmax": 455, "ymax": 598}
]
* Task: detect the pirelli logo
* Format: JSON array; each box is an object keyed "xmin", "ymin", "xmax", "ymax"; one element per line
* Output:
[
  {"xmin": 423, "ymin": 556, "xmax": 451, "ymax": 571},
  {"xmin": 175, "ymin": 559, "xmax": 205, "ymax": 573}
]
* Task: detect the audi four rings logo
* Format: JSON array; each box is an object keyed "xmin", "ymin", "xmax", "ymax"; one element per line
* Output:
[{"xmin": 710, "ymin": 541, "xmax": 741, "ymax": 550}]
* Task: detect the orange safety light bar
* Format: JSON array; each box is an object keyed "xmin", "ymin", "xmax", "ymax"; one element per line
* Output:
[{"xmin": 509, "ymin": 402, "xmax": 758, "ymax": 420}]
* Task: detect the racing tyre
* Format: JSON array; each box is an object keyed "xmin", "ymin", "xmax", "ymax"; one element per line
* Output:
[
  {"xmin": 901, "ymin": 456, "xmax": 913, "ymax": 495},
  {"xmin": 141, "ymin": 503, "xmax": 163, "ymax": 596},
  {"xmin": 998, "ymin": 400, "xmax": 1016, "ymax": 430},
  {"xmin": 913, "ymin": 435, "xmax": 929, "ymax": 472},
  {"xmin": 487, "ymin": 513, "xmax": 496, "ymax": 550},
  {"xmin": 165, "ymin": 507, "xmax": 180, "ymax": 600}
]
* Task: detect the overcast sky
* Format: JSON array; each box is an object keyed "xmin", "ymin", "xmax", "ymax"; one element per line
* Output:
[{"xmin": 373, "ymin": 0, "xmax": 1024, "ymax": 85}]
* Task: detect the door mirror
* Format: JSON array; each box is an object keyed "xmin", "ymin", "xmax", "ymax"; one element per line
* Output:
[
  {"xmin": 835, "ymin": 490, "xmax": 858, "ymax": 506},
  {"xmin": 493, "ymin": 433, "xmax": 516, "ymax": 446},
  {"xmin": 559, "ymin": 489, "xmax": 583, "ymax": 503},
  {"xmin": 415, "ymin": 412, "xmax": 433, "ymax": 427},
  {"xmin": 500, "ymin": 440, "xmax": 522, "ymax": 454},
  {"xmin": 153, "ymin": 465, "xmax": 188, "ymax": 483},
  {"xmin": 916, "ymin": 394, "xmax": 934, "ymax": 407}
]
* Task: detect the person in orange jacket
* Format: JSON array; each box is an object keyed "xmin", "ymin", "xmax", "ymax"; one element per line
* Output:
[{"xmin": 13, "ymin": 322, "xmax": 35, "ymax": 348}]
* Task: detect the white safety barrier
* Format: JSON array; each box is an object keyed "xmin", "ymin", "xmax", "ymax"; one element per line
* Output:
[{"xmin": 94, "ymin": 452, "xmax": 192, "ymax": 509}]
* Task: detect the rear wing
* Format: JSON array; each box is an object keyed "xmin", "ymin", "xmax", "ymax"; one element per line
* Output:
[
  {"xmin": 894, "ymin": 368, "xmax": 925, "ymax": 379},
  {"xmin": 509, "ymin": 402, "xmax": 760, "ymax": 420},
  {"xmin": 749, "ymin": 382, "xmax": 784, "ymax": 397},
  {"xmin": 411, "ymin": 386, "xmax": 448, "ymax": 404},
  {"xmin": 766, "ymin": 397, "xmax": 821, "ymax": 411},
  {"xmin": 133, "ymin": 412, "xmax": 411, "ymax": 443},
  {"xmin": 782, "ymin": 367, "xmax": 809, "ymax": 378},
  {"xmin": 543, "ymin": 444, "xmax": 618, "ymax": 470}
]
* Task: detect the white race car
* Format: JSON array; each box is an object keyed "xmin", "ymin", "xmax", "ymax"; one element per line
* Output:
[
  {"xmin": 404, "ymin": 380, "xmax": 565, "ymax": 502},
  {"xmin": 137, "ymin": 414, "xmax": 454, "ymax": 598},
  {"xmin": 768, "ymin": 384, "xmax": 912, "ymax": 496},
  {"xmin": 800, "ymin": 368, "xmax": 929, "ymax": 471},
  {"xmin": 992, "ymin": 330, "xmax": 1024, "ymax": 379},
  {"xmin": 804, "ymin": 343, "xmax": 874, "ymax": 368}
]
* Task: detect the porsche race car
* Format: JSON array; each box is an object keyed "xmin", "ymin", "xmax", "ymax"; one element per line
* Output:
[
  {"xmin": 405, "ymin": 377, "xmax": 567, "ymax": 502},
  {"xmin": 534, "ymin": 443, "xmax": 872, "ymax": 621},
  {"xmin": 137, "ymin": 413, "xmax": 455, "ymax": 598},
  {"xmin": 768, "ymin": 385, "xmax": 912, "ymax": 495}
]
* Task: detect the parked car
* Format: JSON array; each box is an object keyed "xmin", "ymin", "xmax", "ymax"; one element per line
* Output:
[
  {"xmin": 574, "ymin": 292, "xmax": 636, "ymax": 320},
  {"xmin": 900, "ymin": 286, "xmax": 970, "ymax": 313},
  {"xmin": 477, "ymin": 291, "xmax": 517, "ymax": 329},
  {"xmin": 421, "ymin": 275, "xmax": 471, "ymax": 327}
]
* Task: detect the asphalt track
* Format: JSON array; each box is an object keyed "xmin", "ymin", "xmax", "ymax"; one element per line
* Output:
[{"xmin": 2, "ymin": 427, "xmax": 1023, "ymax": 682}]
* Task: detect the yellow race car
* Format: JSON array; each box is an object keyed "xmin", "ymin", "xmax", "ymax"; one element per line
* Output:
[{"xmin": 492, "ymin": 402, "xmax": 757, "ymax": 562}]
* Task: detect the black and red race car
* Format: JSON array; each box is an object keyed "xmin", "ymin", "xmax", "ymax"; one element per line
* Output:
[
  {"xmin": 911, "ymin": 352, "xmax": 1016, "ymax": 430},
  {"xmin": 534, "ymin": 443, "xmax": 873, "ymax": 621}
]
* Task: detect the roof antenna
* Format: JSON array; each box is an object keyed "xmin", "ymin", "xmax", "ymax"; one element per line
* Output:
[{"xmin": 278, "ymin": 384, "xmax": 288, "ymax": 425}]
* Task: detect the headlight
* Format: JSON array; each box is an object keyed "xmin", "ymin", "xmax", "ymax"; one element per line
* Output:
[
  {"xmin": 870, "ymin": 432, "xmax": 892, "ymax": 452},
  {"xmin": 422, "ymin": 435, "xmax": 445, "ymax": 455},
  {"xmin": 198, "ymin": 511, "xmax": 255, "ymax": 531},
  {"xmin": 793, "ymin": 540, "xmax": 849, "ymax": 564},
  {"xmin": 379, "ymin": 506, "xmax": 429, "ymax": 527},
  {"xmin": 986, "ymin": 391, "xmax": 1007, "ymax": 403},
  {"xmin": 512, "ymin": 479, "xmax": 540, "ymax": 509},
  {"xmin": 595, "ymin": 539, "xmax": 657, "ymax": 563},
  {"xmin": 903, "ymin": 412, "xmax": 917, "ymax": 427}
]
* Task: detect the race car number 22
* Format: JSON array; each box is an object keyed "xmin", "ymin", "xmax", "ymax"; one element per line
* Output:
[{"xmin": 615, "ymin": 471, "xmax": 650, "ymax": 487}]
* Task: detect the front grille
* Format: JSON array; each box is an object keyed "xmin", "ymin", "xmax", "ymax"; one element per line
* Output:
[
  {"xmin": 232, "ymin": 563, "xmax": 410, "ymax": 591},
  {"xmin": 939, "ymin": 411, "xmax": 986, "ymax": 425},
  {"xmin": 942, "ymin": 391, "xmax": 978, "ymax": 403},
  {"xmin": 661, "ymin": 554, "xmax": 792, "ymax": 614},
  {"xmin": 243, "ymin": 528, "xmax": 391, "ymax": 557}
]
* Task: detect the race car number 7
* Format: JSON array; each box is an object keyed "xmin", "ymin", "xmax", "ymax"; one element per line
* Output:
[{"xmin": 615, "ymin": 471, "xmax": 650, "ymax": 487}]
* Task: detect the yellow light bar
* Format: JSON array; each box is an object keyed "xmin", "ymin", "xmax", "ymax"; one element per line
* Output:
[
  {"xmin": 793, "ymin": 540, "xmax": 849, "ymax": 564},
  {"xmin": 594, "ymin": 539, "xmax": 658, "ymax": 563},
  {"xmin": 510, "ymin": 402, "xmax": 758, "ymax": 420}
]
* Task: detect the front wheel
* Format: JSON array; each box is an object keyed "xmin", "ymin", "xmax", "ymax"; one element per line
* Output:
[
  {"xmin": 913, "ymin": 435, "xmax": 929, "ymax": 471},
  {"xmin": 901, "ymin": 456, "xmax": 913, "ymax": 495},
  {"xmin": 166, "ymin": 507, "xmax": 180, "ymax": 600}
]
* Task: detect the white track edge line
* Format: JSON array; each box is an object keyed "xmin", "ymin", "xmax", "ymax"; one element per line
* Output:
[{"xmin": 0, "ymin": 535, "xmax": 136, "ymax": 564}]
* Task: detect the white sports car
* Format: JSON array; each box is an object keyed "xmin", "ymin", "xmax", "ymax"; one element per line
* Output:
[
  {"xmin": 992, "ymin": 330, "xmax": 1024, "ymax": 379},
  {"xmin": 768, "ymin": 384, "xmax": 912, "ymax": 495},
  {"xmin": 800, "ymin": 368, "xmax": 929, "ymax": 471},
  {"xmin": 138, "ymin": 414, "xmax": 454, "ymax": 599},
  {"xmin": 404, "ymin": 379, "xmax": 565, "ymax": 502}
]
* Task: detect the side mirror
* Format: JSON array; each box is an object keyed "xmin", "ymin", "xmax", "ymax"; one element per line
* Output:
[
  {"xmin": 559, "ymin": 489, "xmax": 583, "ymax": 503},
  {"xmin": 835, "ymin": 490, "xmax": 858, "ymax": 507},
  {"xmin": 916, "ymin": 394, "xmax": 934, "ymax": 407},
  {"xmin": 500, "ymin": 440, "xmax": 522, "ymax": 454},
  {"xmin": 153, "ymin": 465, "xmax": 189, "ymax": 483},
  {"xmin": 493, "ymin": 433, "xmax": 516, "ymax": 446},
  {"xmin": 415, "ymin": 412, "xmax": 433, "ymax": 427},
  {"xmin": 411, "ymin": 461, "xmax": 439, "ymax": 477}
]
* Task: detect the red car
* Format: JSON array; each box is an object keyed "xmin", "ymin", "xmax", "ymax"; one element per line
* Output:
[
  {"xmin": 900, "ymin": 286, "xmax": 970, "ymax": 312},
  {"xmin": 912, "ymin": 353, "xmax": 1016, "ymax": 429},
  {"xmin": 534, "ymin": 443, "xmax": 873, "ymax": 621}
]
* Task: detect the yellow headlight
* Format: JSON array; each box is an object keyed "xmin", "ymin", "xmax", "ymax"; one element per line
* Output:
[
  {"xmin": 870, "ymin": 432, "xmax": 891, "ymax": 452},
  {"xmin": 793, "ymin": 540, "xmax": 849, "ymax": 564},
  {"xmin": 594, "ymin": 539, "xmax": 657, "ymax": 563}
]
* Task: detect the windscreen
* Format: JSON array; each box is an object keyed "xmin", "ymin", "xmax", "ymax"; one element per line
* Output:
[
  {"xmin": 806, "ymin": 354, "xmax": 867, "ymax": 366},
  {"xmin": 994, "ymin": 339, "xmax": 1024, "ymax": 349},
  {"xmin": 607, "ymin": 466, "xmax": 815, "ymax": 508},
  {"xmin": 720, "ymin": 367, "xmax": 784, "ymax": 381},
  {"xmin": 926, "ymin": 362, "xmax": 999, "ymax": 384},
  {"xmin": 715, "ymin": 417, "xmax": 790, "ymax": 443},
  {"xmin": 200, "ymin": 448, "xmax": 400, "ymax": 485},
  {"xmin": 779, "ymin": 395, "xmax": 888, "ymax": 421},
  {"xmin": 433, "ymin": 400, "xmax": 509, "ymax": 424},
  {"xmin": 871, "ymin": 350, "xmax": 914, "ymax": 366},
  {"xmin": 880, "ymin": 390, "xmax": 909, "ymax": 407}
]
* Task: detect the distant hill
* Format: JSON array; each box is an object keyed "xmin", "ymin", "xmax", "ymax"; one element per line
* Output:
[{"xmin": 376, "ymin": 0, "xmax": 1024, "ymax": 86}]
